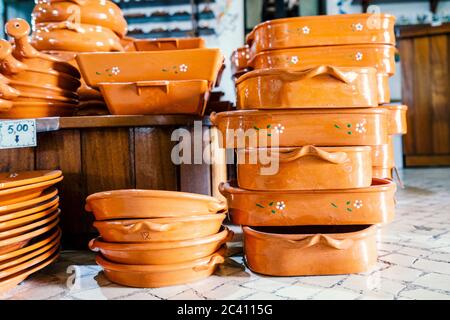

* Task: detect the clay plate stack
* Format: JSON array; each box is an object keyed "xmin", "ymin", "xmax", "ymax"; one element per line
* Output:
[
  {"xmin": 86, "ymin": 189, "xmax": 231, "ymax": 288},
  {"xmin": 0, "ymin": 170, "xmax": 63, "ymax": 295}
]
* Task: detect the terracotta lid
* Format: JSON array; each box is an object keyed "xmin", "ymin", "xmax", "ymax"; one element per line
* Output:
[{"xmin": 0, "ymin": 170, "xmax": 62, "ymax": 190}]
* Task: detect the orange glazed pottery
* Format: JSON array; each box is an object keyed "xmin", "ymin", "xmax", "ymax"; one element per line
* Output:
[
  {"xmin": 237, "ymin": 146, "xmax": 372, "ymax": 191},
  {"xmin": 0, "ymin": 177, "xmax": 63, "ymax": 205},
  {"xmin": 0, "ymin": 188, "xmax": 58, "ymax": 215},
  {"xmin": 0, "ymin": 209, "xmax": 59, "ymax": 240},
  {"xmin": 85, "ymin": 189, "xmax": 227, "ymax": 220},
  {"xmin": 89, "ymin": 227, "xmax": 232, "ymax": 265},
  {"xmin": 0, "ymin": 101, "xmax": 76, "ymax": 118},
  {"xmin": 211, "ymin": 109, "xmax": 390, "ymax": 148},
  {"xmin": 134, "ymin": 38, "xmax": 206, "ymax": 51},
  {"xmin": 372, "ymin": 167, "xmax": 393, "ymax": 180},
  {"xmin": 371, "ymin": 136, "xmax": 395, "ymax": 168},
  {"xmin": 76, "ymin": 49, "xmax": 224, "ymax": 88},
  {"xmin": 247, "ymin": 14, "xmax": 396, "ymax": 54},
  {"xmin": 384, "ymin": 104, "xmax": 408, "ymax": 134},
  {"xmin": 231, "ymin": 45, "xmax": 250, "ymax": 74},
  {"xmin": 98, "ymin": 80, "xmax": 210, "ymax": 115},
  {"xmin": 243, "ymin": 225, "xmax": 377, "ymax": 276},
  {"xmin": 93, "ymin": 213, "xmax": 226, "ymax": 242},
  {"xmin": 0, "ymin": 170, "xmax": 62, "ymax": 190},
  {"xmin": 236, "ymin": 66, "xmax": 379, "ymax": 109},
  {"xmin": 96, "ymin": 247, "xmax": 225, "ymax": 288},
  {"xmin": 0, "ymin": 204, "xmax": 58, "ymax": 232},
  {"xmin": 220, "ymin": 178, "xmax": 396, "ymax": 226},
  {"xmin": 0, "ymin": 196, "xmax": 59, "ymax": 223}
]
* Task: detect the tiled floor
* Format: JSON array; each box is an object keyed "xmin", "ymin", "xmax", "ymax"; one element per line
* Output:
[{"xmin": 2, "ymin": 168, "xmax": 450, "ymax": 300}]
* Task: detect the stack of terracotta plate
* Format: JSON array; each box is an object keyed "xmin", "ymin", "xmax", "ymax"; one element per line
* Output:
[
  {"xmin": 0, "ymin": 170, "xmax": 63, "ymax": 294},
  {"xmin": 86, "ymin": 190, "xmax": 231, "ymax": 288},
  {"xmin": 214, "ymin": 13, "xmax": 407, "ymax": 276},
  {"xmin": 0, "ymin": 19, "xmax": 81, "ymax": 119}
]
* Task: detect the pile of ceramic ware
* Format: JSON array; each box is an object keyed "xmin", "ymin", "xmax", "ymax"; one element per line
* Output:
[
  {"xmin": 214, "ymin": 13, "xmax": 408, "ymax": 276},
  {"xmin": 0, "ymin": 170, "xmax": 63, "ymax": 294},
  {"xmin": 0, "ymin": 19, "xmax": 81, "ymax": 119},
  {"xmin": 75, "ymin": 43, "xmax": 224, "ymax": 116},
  {"xmin": 30, "ymin": 0, "xmax": 128, "ymax": 115},
  {"xmin": 86, "ymin": 189, "xmax": 231, "ymax": 287}
]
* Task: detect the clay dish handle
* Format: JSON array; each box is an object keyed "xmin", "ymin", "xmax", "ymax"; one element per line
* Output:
[
  {"xmin": 193, "ymin": 253, "xmax": 225, "ymax": 272},
  {"xmin": 124, "ymin": 221, "xmax": 178, "ymax": 233},
  {"xmin": 286, "ymin": 234, "xmax": 354, "ymax": 250},
  {"xmin": 277, "ymin": 145, "xmax": 349, "ymax": 164}
]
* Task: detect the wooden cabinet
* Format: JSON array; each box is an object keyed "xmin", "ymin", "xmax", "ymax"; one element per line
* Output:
[{"xmin": 398, "ymin": 23, "xmax": 450, "ymax": 166}]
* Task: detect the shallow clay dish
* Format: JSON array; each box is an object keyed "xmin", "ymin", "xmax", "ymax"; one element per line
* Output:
[
  {"xmin": 0, "ymin": 196, "xmax": 58, "ymax": 223},
  {"xmin": 220, "ymin": 178, "xmax": 395, "ymax": 226},
  {"xmin": 243, "ymin": 225, "xmax": 377, "ymax": 276},
  {"xmin": 76, "ymin": 49, "xmax": 224, "ymax": 88},
  {"xmin": 90, "ymin": 227, "xmax": 232, "ymax": 265},
  {"xmin": 236, "ymin": 66, "xmax": 379, "ymax": 109},
  {"xmin": 85, "ymin": 189, "xmax": 227, "ymax": 220},
  {"xmin": 0, "ymin": 170, "xmax": 62, "ymax": 190},
  {"xmin": 96, "ymin": 247, "xmax": 225, "ymax": 288},
  {"xmin": 1, "ymin": 102, "xmax": 76, "ymax": 118},
  {"xmin": 0, "ymin": 188, "xmax": 58, "ymax": 215},
  {"xmin": 0, "ymin": 177, "xmax": 62, "ymax": 206},
  {"xmin": 384, "ymin": 104, "xmax": 408, "ymax": 135},
  {"xmin": 93, "ymin": 213, "xmax": 226, "ymax": 242},
  {"xmin": 0, "ymin": 204, "xmax": 59, "ymax": 232},
  {"xmin": 134, "ymin": 38, "xmax": 205, "ymax": 51},
  {"xmin": 98, "ymin": 80, "xmax": 209, "ymax": 115},
  {"xmin": 247, "ymin": 13, "xmax": 395, "ymax": 54},
  {"xmin": 211, "ymin": 109, "xmax": 390, "ymax": 148},
  {"xmin": 237, "ymin": 146, "xmax": 372, "ymax": 191},
  {"xmin": 372, "ymin": 167, "xmax": 393, "ymax": 180}
]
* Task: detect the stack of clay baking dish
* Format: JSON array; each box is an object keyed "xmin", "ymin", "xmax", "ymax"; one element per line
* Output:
[
  {"xmin": 86, "ymin": 190, "xmax": 232, "ymax": 288},
  {"xmin": 214, "ymin": 13, "xmax": 407, "ymax": 276},
  {"xmin": 0, "ymin": 170, "xmax": 63, "ymax": 294},
  {"xmin": 0, "ymin": 19, "xmax": 82, "ymax": 119}
]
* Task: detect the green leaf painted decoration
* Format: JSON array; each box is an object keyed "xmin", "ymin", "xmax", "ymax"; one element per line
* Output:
[
  {"xmin": 331, "ymin": 203, "xmax": 338, "ymax": 208},
  {"xmin": 256, "ymin": 203, "xmax": 265, "ymax": 208}
]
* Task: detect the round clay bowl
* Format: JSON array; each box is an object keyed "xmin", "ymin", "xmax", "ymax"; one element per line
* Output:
[
  {"xmin": 243, "ymin": 225, "xmax": 377, "ymax": 276},
  {"xmin": 220, "ymin": 178, "xmax": 396, "ymax": 226},
  {"xmin": 0, "ymin": 188, "xmax": 58, "ymax": 215},
  {"xmin": 0, "ymin": 170, "xmax": 62, "ymax": 190},
  {"xmin": 236, "ymin": 66, "xmax": 379, "ymax": 109},
  {"xmin": 0, "ymin": 209, "xmax": 60, "ymax": 241},
  {"xmin": 1, "ymin": 102, "xmax": 76, "ymax": 118},
  {"xmin": 0, "ymin": 250, "xmax": 59, "ymax": 295},
  {"xmin": 32, "ymin": 0, "xmax": 128, "ymax": 38},
  {"xmin": 247, "ymin": 13, "xmax": 396, "ymax": 54},
  {"xmin": 237, "ymin": 146, "xmax": 372, "ymax": 191},
  {"xmin": 85, "ymin": 189, "xmax": 227, "ymax": 220},
  {"xmin": 31, "ymin": 23, "xmax": 124, "ymax": 52},
  {"xmin": 96, "ymin": 247, "xmax": 226, "ymax": 288},
  {"xmin": 90, "ymin": 227, "xmax": 232, "ymax": 265},
  {"xmin": 6, "ymin": 68, "xmax": 81, "ymax": 92},
  {"xmin": 8, "ymin": 81, "xmax": 79, "ymax": 100},
  {"xmin": 93, "ymin": 213, "xmax": 226, "ymax": 242},
  {"xmin": 0, "ymin": 177, "xmax": 63, "ymax": 206}
]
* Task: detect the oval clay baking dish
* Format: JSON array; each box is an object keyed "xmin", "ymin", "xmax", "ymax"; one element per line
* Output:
[
  {"xmin": 220, "ymin": 178, "xmax": 395, "ymax": 226},
  {"xmin": 211, "ymin": 109, "xmax": 390, "ymax": 148},
  {"xmin": 246, "ymin": 13, "xmax": 396, "ymax": 54},
  {"xmin": 93, "ymin": 213, "xmax": 226, "ymax": 242},
  {"xmin": 85, "ymin": 189, "xmax": 227, "ymax": 220},
  {"xmin": 89, "ymin": 227, "xmax": 232, "ymax": 265},
  {"xmin": 96, "ymin": 247, "xmax": 225, "ymax": 288},
  {"xmin": 237, "ymin": 146, "xmax": 372, "ymax": 190},
  {"xmin": 243, "ymin": 225, "xmax": 377, "ymax": 276},
  {"xmin": 236, "ymin": 66, "xmax": 379, "ymax": 108}
]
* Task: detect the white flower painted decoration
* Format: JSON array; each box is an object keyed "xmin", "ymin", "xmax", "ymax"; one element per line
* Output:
[
  {"xmin": 354, "ymin": 23, "xmax": 364, "ymax": 31},
  {"xmin": 355, "ymin": 122, "xmax": 366, "ymax": 133},
  {"xmin": 179, "ymin": 64, "xmax": 188, "ymax": 72},
  {"xmin": 291, "ymin": 56, "xmax": 299, "ymax": 64},
  {"xmin": 302, "ymin": 26, "xmax": 310, "ymax": 34},
  {"xmin": 244, "ymin": 88, "xmax": 249, "ymax": 98},
  {"xmin": 276, "ymin": 201, "xmax": 286, "ymax": 210},
  {"xmin": 275, "ymin": 124, "xmax": 285, "ymax": 134},
  {"xmin": 355, "ymin": 52, "xmax": 363, "ymax": 61},
  {"xmin": 110, "ymin": 66, "xmax": 120, "ymax": 75},
  {"xmin": 354, "ymin": 200, "xmax": 363, "ymax": 209}
]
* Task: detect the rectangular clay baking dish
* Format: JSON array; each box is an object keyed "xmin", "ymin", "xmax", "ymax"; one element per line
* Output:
[
  {"xmin": 243, "ymin": 225, "xmax": 377, "ymax": 276},
  {"xmin": 220, "ymin": 178, "xmax": 396, "ymax": 226}
]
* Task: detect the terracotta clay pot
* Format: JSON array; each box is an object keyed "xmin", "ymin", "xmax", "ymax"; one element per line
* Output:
[
  {"xmin": 220, "ymin": 178, "xmax": 396, "ymax": 226},
  {"xmin": 96, "ymin": 247, "xmax": 226, "ymax": 288},
  {"xmin": 237, "ymin": 146, "xmax": 372, "ymax": 191},
  {"xmin": 210, "ymin": 109, "xmax": 390, "ymax": 148},
  {"xmin": 98, "ymin": 80, "xmax": 210, "ymax": 115},
  {"xmin": 247, "ymin": 13, "xmax": 396, "ymax": 55},
  {"xmin": 89, "ymin": 227, "xmax": 232, "ymax": 265},
  {"xmin": 372, "ymin": 167, "xmax": 393, "ymax": 180},
  {"xmin": 76, "ymin": 49, "xmax": 224, "ymax": 88},
  {"xmin": 0, "ymin": 196, "xmax": 59, "ymax": 223},
  {"xmin": 5, "ymin": 18, "xmax": 80, "ymax": 77},
  {"xmin": 0, "ymin": 101, "xmax": 76, "ymax": 118},
  {"xmin": 0, "ymin": 204, "xmax": 59, "ymax": 232},
  {"xmin": 230, "ymin": 45, "xmax": 250, "ymax": 75},
  {"xmin": 371, "ymin": 136, "xmax": 395, "ymax": 168},
  {"xmin": 384, "ymin": 104, "xmax": 408, "ymax": 135},
  {"xmin": 32, "ymin": 0, "xmax": 127, "ymax": 38},
  {"xmin": 31, "ymin": 22, "xmax": 124, "ymax": 52},
  {"xmin": 0, "ymin": 188, "xmax": 58, "ymax": 215},
  {"xmin": 85, "ymin": 189, "xmax": 227, "ymax": 220},
  {"xmin": 0, "ymin": 177, "xmax": 63, "ymax": 205},
  {"xmin": 236, "ymin": 66, "xmax": 379, "ymax": 109},
  {"xmin": 243, "ymin": 225, "xmax": 377, "ymax": 276},
  {"xmin": 134, "ymin": 38, "xmax": 206, "ymax": 51},
  {"xmin": 93, "ymin": 213, "xmax": 226, "ymax": 242}
]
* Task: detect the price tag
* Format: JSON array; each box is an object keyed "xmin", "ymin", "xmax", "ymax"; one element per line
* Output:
[{"xmin": 0, "ymin": 119, "xmax": 37, "ymax": 149}]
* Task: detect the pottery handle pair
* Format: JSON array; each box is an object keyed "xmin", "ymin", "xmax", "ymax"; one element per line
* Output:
[
  {"xmin": 135, "ymin": 81, "xmax": 170, "ymax": 96},
  {"xmin": 278, "ymin": 145, "xmax": 349, "ymax": 164},
  {"xmin": 286, "ymin": 234, "xmax": 354, "ymax": 250},
  {"xmin": 193, "ymin": 254, "xmax": 225, "ymax": 272}
]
